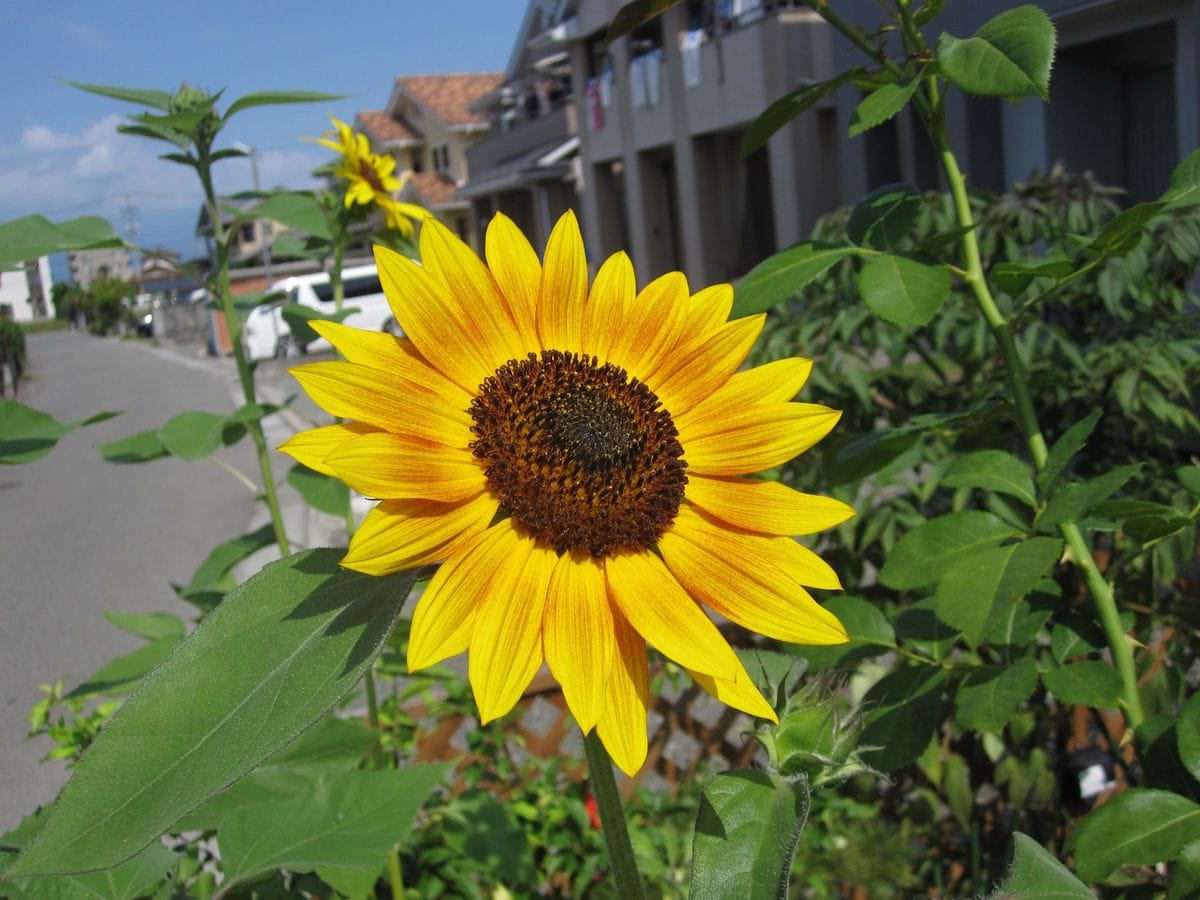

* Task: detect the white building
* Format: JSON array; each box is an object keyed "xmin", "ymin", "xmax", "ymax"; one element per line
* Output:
[
  {"xmin": 68, "ymin": 246, "xmax": 132, "ymax": 291},
  {"xmin": 0, "ymin": 257, "xmax": 52, "ymax": 322}
]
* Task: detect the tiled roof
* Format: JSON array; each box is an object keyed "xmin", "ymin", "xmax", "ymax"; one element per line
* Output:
[
  {"xmin": 357, "ymin": 110, "xmax": 421, "ymax": 144},
  {"xmin": 405, "ymin": 171, "xmax": 465, "ymax": 209},
  {"xmin": 397, "ymin": 73, "xmax": 503, "ymax": 127}
]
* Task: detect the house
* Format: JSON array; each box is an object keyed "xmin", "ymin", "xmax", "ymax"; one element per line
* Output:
[
  {"xmin": 0, "ymin": 257, "xmax": 52, "ymax": 322},
  {"xmin": 357, "ymin": 73, "xmax": 504, "ymax": 247},
  {"xmin": 456, "ymin": 1, "xmax": 583, "ymax": 251},
  {"xmin": 195, "ymin": 198, "xmax": 278, "ymax": 269},
  {"xmin": 68, "ymin": 247, "xmax": 132, "ymax": 290}
]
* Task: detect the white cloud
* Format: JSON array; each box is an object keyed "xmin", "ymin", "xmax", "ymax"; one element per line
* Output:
[
  {"xmin": 21, "ymin": 125, "xmax": 83, "ymax": 151},
  {"xmin": 63, "ymin": 20, "xmax": 109, "ymax": 52}
]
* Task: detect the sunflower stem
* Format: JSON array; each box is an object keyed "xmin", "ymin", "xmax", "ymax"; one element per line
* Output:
[
  {"xmin": 386, "ymin": 847, "xmax": 405, "ymax": 898},
  {"xmin": 584, "ymin": 730, "xmax": 645, "ymax": 899},
  {"xmin": 364, "ymin": 667, "xmax": 385, "ymax": 768}
]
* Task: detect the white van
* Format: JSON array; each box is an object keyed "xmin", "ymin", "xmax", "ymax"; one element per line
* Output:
[{"xmin": 242, "ymin": 264, "xmax": 402, "ymax": 361}]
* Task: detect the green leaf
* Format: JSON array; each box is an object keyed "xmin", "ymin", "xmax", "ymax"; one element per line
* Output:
[
  {"xmin": 934, "ymin": 537, "xmax": 1062, "ymax": 645},
  {"xmin": 441, "ymin": 789, "xmax": 536, "ymax": 884},
  {"xmin": 605, "ymin": 0, "xmax": 685, "ymax": 43},
  {"xmin": 991, "ymin": 256, "xmax": 1076, "ymax": 293},
  {"xmin": 936, "ymin": 6, "xmax": 1056, "ymax": 101},
  {"xmin": 1041, "ymin": 660, "xmax": 1123, "ymax": 708},
  {"xmin": 860, "ymin": 667, "xmax": 947, "ymax": 772},
  {"xmin": 826, "ymin": 595, "xmax": 894, "ymax": 647},
  {"xmin": 944, "ymin": 753, "xmax": 973, "ymax": 828},
  {"xmin": 878, "ymin": 510, "xmax": 1020, "ymax": 590},
  {"xmin": 0, "ymin": 215, "xmax": 124, "ymax": 264},
  {"xmin": 97, "ymin": 429, "xmax": 168, "ymax": 464},
  {"xmin": 218, "ymin": 765, "xmax": 447, "ymax": 887},
  {"xmin": 732, "ymin": 242, "xmax": 858, "ymax": 317},
  {"xmin": 1037, "ymin": 410, "xmax": 1102, "ymax": 497},
  {"xmin": 849, "ymin": 78, "xmax": 921, "ymax": 138},
  {"xmin": 279, "ymin": 302, "xmax": 359, "ymax": 346},
  {"xmin": 287, "ymin": 464, "xmax": 351, "ymax": 518},
  {"xmin": 64, "ymin": 81, "xmax": 174, "ymax": 111},
  {"xmin": 691, "ymin": 769, "xmax": 809, "ymax": 899},
  {"xmin": 0, "ymin": 401, "xmax": 117, "ymax": 465},
  {"xmin": 1178, "ymin": 465, "xmax": 1200, "ymax": 498},
  {"xmin": 224, "ymin": 90, "xmax": 347, "ymax": 120},
  {"xmin": 1036, "ymin": 464, "xmax": 1141, "ymax": 530},
  {"xmin": 317, "ymin": 866, "xmax": 380, "ymax": 900},
  {"xmin": 858, "ymin": 252, "xmax": 950, "ymax": 327},
  {"xmin": 179, "ymin": 523, "xmax": 278, "ymax": 602},
  {"xmin": 986, "ymin": 598, "xmax": 1052, "ymax": 649},
  {"xmin": 1163, "ymin": 147, "xmax": 1200, "ymax": 212},
  {"xmin": 846, "ymin": 183, "xmax": 922, "ymax": 251},
  {"xmin": 990, "ymin": 832, "xmax": 1092, "ymax": 899},
  {"xmin": 14, "ymin": 842, "xmax": 179, "ymax": 900},
  {"xmin": 742, "ymin": 69, "xmax": 867, "ymax": 154},
  {"xmin": 1169, "ymin": 840, "xmax": 1200, "ymax": 900},
  {"xmin": 7, "ymin": 549, "xmax": 415, "ymax": 877},
  {"xmin": 251, "ymin": 191, "xmax": 332, "ymax": 241},
  {"xmin": 102, "ymin": 611, "xmax": 185, "ymax": 642},
  {"xmin": 954, "ymin": 657, "xmax": 1038, "ymax": 732},
  {"xmin": 65, "ymin": 637, "xmax": 180, "ymax": 700},
  {"xmin": 1072, "ymin": 789, "xmax": 1200, "ymax": 882},
  {"xmin": 154, "ymin": 411, "xmax": 230, "ymax": 460},
  {"xmin": 945, "ymin": 450, "xmax": 1036, "ymax": 507},
  {"xmin": 822, "ymin": 428, "xmax": 921, "ymax": 486},
  {"xmin": 1179, "ymin": 692, "xmax": 1200, "ymax": 785},
  {"xmin": 1087, "ymin": 201, "xmax": 1166, "ymax": 256}
]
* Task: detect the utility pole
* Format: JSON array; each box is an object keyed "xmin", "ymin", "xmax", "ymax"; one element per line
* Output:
[{"xmin": 123, "ymin": 194, "xmax": 141, "ymax": 291}]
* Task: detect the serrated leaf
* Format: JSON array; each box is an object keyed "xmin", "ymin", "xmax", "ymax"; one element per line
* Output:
[
  {"xmin": 224, "ymin": 90, "xmax": 347, "ymax": 120},
  {"xmin": 1163, "ymin": 147, "xmax": 1200, "ymax": 212},
  {"xmin": 990, "ymin": 832, "xmax": 1092, "ymax": 899},
  {"xmin": 860, "ymin": 667, "xmax": 947, "ymax": 772},
  {"xmin": 732, "ymin": 242, "xmax": 858, "ymax": 317},
  {"xmin": 846, "ymin": 183, "xmax": 922, "ymax": 251},
  {"xmin": 218, "ymin": 765, "xmax": 447, "ymax": 887},
  {"xmin": 879, "ymin": 510, "xmax": 1020, "ymax": 590},
  {"xmin": 955, "ymin": 657, "xmax": 1038, "ymax": 731},
  {"xmin": 251, "ymin": 191, "xmax": 332, "ymax": 241},
  {"xmin": 1037, "ymin": 464, "xmax": 1141, "ymax": 530},
  {"xmin": 1087, "ymin": 201, "xmax": 1166, "ymax": 256},
  {"xmin": 934, "ymin": 538, "xmax": 1061, "ymax": 645},
  {"xmin": 155, "ymin": 410, "xmax": 230, "ymax": 460},
  {"xmin": 849, "ymin": 78, "xmax": 921, "ymax": 138},
  {"xmin": 1169, "ymin": 840, "xmax": 1200, "ymax": 899},
  {"xmin": 7, "ymin": 549, "xmax": 415, "ymax": 876},
  {"xmin": 1041, "ymin": 660, "xmax": 1123, "ymax": 708},
  {"xmin": 0, "ymin": 401, "xmax": 118, "ymax": 465},
  {"xmin": 0, "ymin": 215, "xmax": 124, "ymax": 265},
  {"xmin": 1179, "ymin": 693, "xmax": 1200, "ymax": 785},
  {"xmin": 825, "ymin": 595, "xmax": 894, "ymax": 647},
  {"xmin": 986, "ymin": 599, "xmax": 1051, "ymax": 649},
  {"xmin": 858, "ymin": 251, "xmax": 950, "ymax": 327},
  {"xmin": 691, "ymin": 769, "xmax": 809, "ymax": 899},
  {"xmin": 1037, "ymin": 410, "xmax": 1102, "ymax": 496},
  {"xmin": 1073, "ymin": 789, "xmax": 1200, "ymax": 882},
  {"xmin": 945, "ymin": 450, "xmax": 1036, "ymax": 507},
  {"xmin": 743, "ymin": 69, "xmax": 867, "ymax": 154},
  {"xmin": 97, "ymin": 429, "xmax": 168, "ymax": 464},
  {"xmin": 991, "ymin": 256, "xmax": 1076, "ymax": 293},
  {"xmin": 287, "ymin": 464, "xmax": 351, "ymax": 518},
  {"xmin": 936, "ymin": 6, "xmax": 1055, "ymax": 101}
]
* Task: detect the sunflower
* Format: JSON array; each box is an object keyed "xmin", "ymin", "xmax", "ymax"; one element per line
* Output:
[
  {"xmin": 310, "ymin": 117, "xmax": 424, "ymax": 238},
  {"xmin": 279, "ymin": 211, "xmax": 853, "ymax": 775}
]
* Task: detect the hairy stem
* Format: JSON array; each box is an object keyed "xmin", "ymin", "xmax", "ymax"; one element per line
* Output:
[{"xmin": 584, "ymin": 730, "xmax": 645, "ymax": 899}]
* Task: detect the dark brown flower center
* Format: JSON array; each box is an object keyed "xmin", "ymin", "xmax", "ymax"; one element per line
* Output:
[
  {"xmin": 357, "ymin": 159, "xmax": 386, "ymax": 193},
  {"xmin": 469, "ymin": 350, "xmax": 687, "ymax": 557}
]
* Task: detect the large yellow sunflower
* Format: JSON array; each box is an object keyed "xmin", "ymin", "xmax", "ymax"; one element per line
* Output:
[{"xmin": 279, "ymin": 211, "xmax": 853, "ymax": 774}]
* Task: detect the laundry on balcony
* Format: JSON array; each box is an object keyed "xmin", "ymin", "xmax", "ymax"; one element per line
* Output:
[{"xmin": 680, "ymin": 30, "xmax": 704, "ymax": 89}]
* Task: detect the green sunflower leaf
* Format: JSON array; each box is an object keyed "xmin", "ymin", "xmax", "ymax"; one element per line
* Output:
[
  {"xmin": 6, "ymin": 549, "xmax": 415, "ymax": 877},
  {"xmin": 155, "ymin": 410, "xmax": 233, "ymax": 460},
  {"xmin": 936, "ymin": 6, "xmax": 1055, "ymax": 101},
  {"xmin": 990, "ymin": 832, "xmax": 1092, "ymax": 899},
  {"xmin": 288, "ymin": 464, "xmax": 352, "ymax": 518},
  {"xmin": 0, "ymin": 401, "xmax": 118, "ymax": 465},
  {"xmin": 10, "ymin": 841, "xmax": 179, "ymax": 900},
  {"xmin": 1072, "ymin": 789, "xmax": 1200, "ymax": 882},
  {"xmin": 178, "ymin": 523, "xmax": 277, "ymax": 603},
  {"xmin": 691, "ymin": 769, "xmax": 810, "ymax": 899},
  {"xmin": 97, "ymin": 429, "xmax": 169, "ymax": 464},
  {"xmin": 857, "ymin": 251, "xmax": 950, "ymax": 327},
  {"xmin": 0, "ymin": 215, "xmax": 124, "ymax": 265},
  {"xmin": 64, "ymin": 81, "xmax": 174, "ymax": 111},
  {"xmin": 223, "ymin": 90, "xmax": 348, "ymax": 120},
  {"xmin": 250, "ymin": 191, "xmax": 332, "ymax": 241}
]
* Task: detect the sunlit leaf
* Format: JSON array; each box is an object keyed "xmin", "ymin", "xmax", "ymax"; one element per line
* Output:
[
  {"xmin": 945, "ymin": 450, "xmax": 1036, "ymax": 507},
  {"xmin": 155, "ymin": 410, "xmax": 231, "ymax": 460},
  {"xmin": 64, "ymin": 81, "xmax": 174, "ymax": 111},
  {"xmin": 846, "ymin": 183, "xmax": 922, "ymax": 251},
  {"xmin": 858, "ymin": 252, "xmax": 950, "ymax": 327},
  {"xmin": 97, "ymin": 429, "xmax": 169, "ymax": 464},
  {"xmin": 1041, "ymin": 660, "xmax": 1123, "ymax": 708},
  {"xmin": 0, "ymin": 401, "xmax": 118, "ymax": 465},
  {"xmin": 0, "ymin": 215, "xmax": 124, "ymax": 264},
  {"xmin": 1072, "ymin": 789, "xmax": 1200, "ymax": 882},
  {"xmin": 878, "ymin": 510, "xmax": 1020, "ymax": 590},
  {"xmin": 733, "ymin": 242, "xmax": 858, "ymax": 317},
  {"xmin": 743, "ymin": 69, "xmax": 867, "ymax": 154},
  {"xmin": 1163, "ymin": 147, "xmax": 1200, "ymax": 211},
  {"xmin": 936, "ymin": 6, "xmax": 1055, "ymax": 100},
  {"xmin": 224, "ymin": 90, "xmax": 348, "ymax": 120},
  {"xmin": 251, "ymin": 191, "xmax": 332, "ymax": 241},
  {"xmin": 989, "ymin": 832, "xmax": 1092, "ymax": 898},
  {"xmin": 848, "ymin": 78, "xmax": 921, "ymax": 138},
  {"xmin": 288, "ymin": 464, "xmax": 351, "ymax": 518},
  {"xmin": 179, "ymin": 523, "xmax": 278, "ymax": 602},
  {"xmin": 1036, "ymin": 463, "xmax": 1141, "ymax": 530}
]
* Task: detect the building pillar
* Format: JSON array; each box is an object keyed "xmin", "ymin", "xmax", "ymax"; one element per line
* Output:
[{"xmin": 1176, "ymin": 2, "xmax": 1200, "ymax": 163}]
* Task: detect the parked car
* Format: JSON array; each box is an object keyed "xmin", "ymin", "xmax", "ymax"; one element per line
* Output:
[{"xmin": 242, "ymin": 264, "xmax": 402, "ymax": 361}]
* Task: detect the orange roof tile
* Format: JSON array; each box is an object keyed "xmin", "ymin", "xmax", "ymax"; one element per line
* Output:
[
  {"xmin": 357, "ymin": 110, "xmax": 421, "ymax": 144},
  {"xmin": 406, "ymin": 171, "xmax": 465, "ymax": 208},
  {"xmin": 397, "ymin": 73, "xmax": 503, "ymax": 127}
]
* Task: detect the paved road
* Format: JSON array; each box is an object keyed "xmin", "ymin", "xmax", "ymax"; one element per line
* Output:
[{"xmin": 0, "ymin": 330, "xmax": 260, "ymax": 832}]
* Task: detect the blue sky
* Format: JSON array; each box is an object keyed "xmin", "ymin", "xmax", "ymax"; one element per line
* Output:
[{"xmin": 1, "ymin": 1, "xmax": 528, "ymax": 273}]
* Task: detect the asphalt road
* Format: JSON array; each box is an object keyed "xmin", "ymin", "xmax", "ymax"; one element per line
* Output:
[{"xmin": 0, "ymin": 330, "xmax": 260, "ymax": 833}]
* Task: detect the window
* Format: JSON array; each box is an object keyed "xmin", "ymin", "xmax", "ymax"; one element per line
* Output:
[{"xmin": 431, "ymin": 144, "xmax": 450, "ymax": 173}]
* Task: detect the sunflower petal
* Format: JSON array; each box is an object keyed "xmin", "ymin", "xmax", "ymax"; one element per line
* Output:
[
  {"xmin": 659, "ymin": 507, "xmax": 849, "ymax": 645},
  {"xmin": 582, "ymin": 251, "xmax": 635, "ymax": 362},
  {"xmin": 408, "ymin": 520, "xmax": 522, "ymax": 670},
  {"xmin": 341, "ymin": 492, "xmax": 498, "ymax": 576},
  {"xmin": 604, "ymin": 551, "xmax": 738, "ymax": 680},
  {"xmin": 470, "ymin": 540, "xmax": 553, "ymax": 723},
  {"xmin": 692, "ymin": 357, "xmax": 814, "ymax": 411},
  {"xmin": 277, "ymin": 422, "xmax": 377, "ymax": 477},
  {"xmin": 687, "ymin": 660, "xmax": 779, "ymax": 723},
  {"xmin": 538, "ymin": 210, "xmax": 588, "ymax": 353},
  {"xmin": 683, "ymin": 283, "xmax": 734, "ymax": 340},
  {"xmin": 649, "ymin": 314, "xmax": 764, "ymax": 416},
  {"xmin": 486, "ymin": 212, "xmax": 542, "ymax": 348},
  {"xmin": 679, "ymin": 402, "xmax": 841, "ymax": 476},
  {"xmin": 544, "ymin": 552, "xmax": 614, "ymax": 732},
  {"xmin": 686, "ymin": 476, "xmax": 857, "ymax": 535},
  {"xmin": 607, "ymin": 271, "xmax": 688, "ymax": 378},
  {"xmin": 325, "ymin": 432, "xmax": 485, "ymax": 501},
  {"xmin": 596, "ymin": 608, "xmax": 650, "ymax": 776}
]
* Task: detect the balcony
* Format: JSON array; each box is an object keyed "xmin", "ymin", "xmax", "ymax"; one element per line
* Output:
[{"xmin": 465, "ymin": 103, "xmax": 574, "ymax": 176}]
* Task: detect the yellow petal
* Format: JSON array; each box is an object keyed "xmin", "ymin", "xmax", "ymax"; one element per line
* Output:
[
  {"xmin": 649, "ymin": 314, "xmax": 764, "ymax": 417},
  {"xmin": 544, "ymin": 552, "xmax": 614, "ymax": 732},
  {"xmin": 683, "ymin": 283, "xmax": 734, "ymax": 340},
  {"xmin": 470, "ymin": 540, "xmax": 553, "ymax": 722},
  {"xmin": 419, "ymin": 216, "xmax": 524, "ymax": 366},
  {"xmin": 277, "ymin": 422, "xmax": 376, "ymax": 477},
  {"xmin": 341, "ymin": 492, "xmax": 498, "ymax": 575},
  {"xmin": 604, "ymin": 550, "xmax": 738, "ymax": 680},
  {"xmin": 691, "ymin": 357, "xmax": 814, "ymax": 413},
  {"xmin": 538, "ymin": 210, "xmax": 588, "ymax": 353},
  {"xmin": 686, "ymin": 476, "xmax": 857, "ymax": 535},
  {"xmin": 290, "ymin": 361, "xmax": 472, "ymax": 444},
  {"xmin": 374, "ymin": 243, "xmax": 497, "ymax": 393},
  {"xmin": 596, "ymin": 608, "xmax": 650, "ymax": 776},
  {"xmin": 686, "ymin": 659, "xmax": 779, "ymax": 723},
  {"xmin": 408, "ymin": 520, "xmax": 522, "ymax": 670},
  {"xmin": 486, "ymin": 212, "xmax": 542, "ymax": 348},
  {"xmin": 325, "ymin": 432, "xmax": 485, "ymax": 501},
  {"xmin": 582, "ymin": 251, "xmax": 635, "ymax": 362},
  {"xmin": 659, "ymin": 506, "xmax": 849, "ymax": 645},
  {"xmin": 607, "ymin": 271, "xmax": 688, "ymax": 379},
  {"xmin": 308, "ymin": 321, "xmax": 470, "ymax": 402},
  {"xmin": 679, "ymin": 402, "xmax": 841, "ymax": 476}
]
